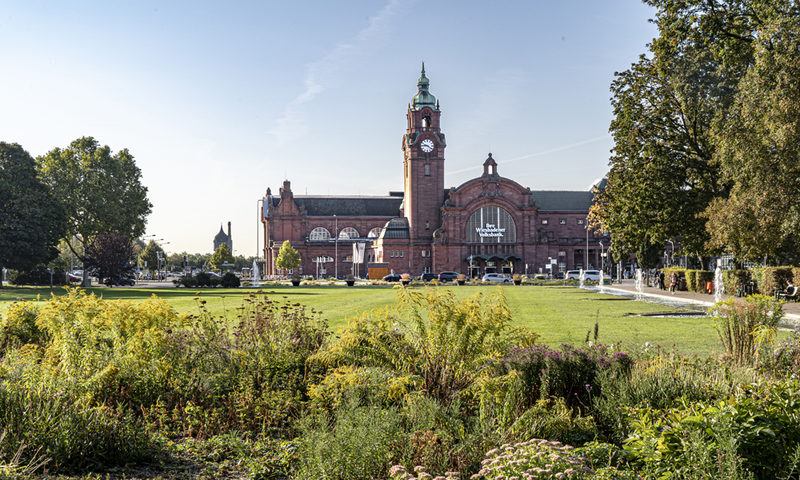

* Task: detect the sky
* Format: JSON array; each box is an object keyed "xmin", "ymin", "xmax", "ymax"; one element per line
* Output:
[{"xmin": 0, "ymin": 1, "xmax": 658, "ymax": 257}]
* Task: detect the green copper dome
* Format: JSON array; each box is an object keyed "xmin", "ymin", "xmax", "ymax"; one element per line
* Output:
[{"xmin": 411, "ymin": 62, "xmax": 437, "ymax": 110}]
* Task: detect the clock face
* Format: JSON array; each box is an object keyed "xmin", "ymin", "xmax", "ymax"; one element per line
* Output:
[{"xmin": 420, "ymin": 139, "xmax": 434, "ymax": 153}]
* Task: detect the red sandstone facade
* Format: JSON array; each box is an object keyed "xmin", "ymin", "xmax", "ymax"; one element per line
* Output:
[{"xmin": 261, "ymin": 66, "xmax": 607, "ymax": 278}]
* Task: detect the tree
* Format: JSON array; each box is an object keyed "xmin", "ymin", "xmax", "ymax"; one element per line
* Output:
[
  {"xmin": 37, "ymin": 137, "xmax": 152, "ymax": 286},
  {"xmin": 275, "ymin": 240, "xmax": 301, "ymax": 274},
  {"xmin": 84, "ymin": 232, "xmax": 135, "ymax": 284},
  {"xmin": 0, "ymin": 142, "xmax": 67, "ymax": 287},
  {"xmin": 138, "ymin": 240, "xmax": 165, "ymax": 276},
  {"xmin": 591, "ymin": 0, "xmax": 784, "ymax": 267},
  {"xmin": 706, "ymin": 13, "xmax": 800, "ymax": 264},
  {"xmin": 209, "ymin": 243, "xmax": 234, "ymax": 271}
]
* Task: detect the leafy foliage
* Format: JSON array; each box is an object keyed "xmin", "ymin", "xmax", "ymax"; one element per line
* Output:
[
  {"xmin": 275, "ymin": 240, "xmax": 301, "ymax": 273},
  {"xmin": 37, "ymin": 137, "xmax": 152, "ymax": 284},
  {"xmin": 712, "ymin": 295, "xmax": 782, "ymax": 366},
  {"xmin": 138, "ymin": 239, "xmax": 164, "ymax": 274},
  {"xmin": 84, "ymin": 232, "xmax": 135, "ymax": 283},
  {"xmin": 0, "ymin": 142, "xmax": 67, "ymax": 284},
  {"xmin": 209, "ymin": 243, "xmax": 234, "ymax": 271}
]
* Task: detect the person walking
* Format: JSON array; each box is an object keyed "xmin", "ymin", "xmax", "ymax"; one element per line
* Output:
[
  {"xmin": 659, "ymin": 271, "xmax": 666, "ymax": 290},
  {"xmin": 670, "ymin": 272, "xmax": 678, "ymax": 293}
]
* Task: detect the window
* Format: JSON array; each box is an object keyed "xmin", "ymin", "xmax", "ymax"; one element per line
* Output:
[
  {"xmin": 309, "ymin": 227, "xmax": 331, "ymax": 241},
  {"xmin": 424, "ymin": 164, "xmax": 430, "ymax": 176},
  {"xmin": 425, "ymin": 221, "xmax": 430, "ymax": 230},
  {"xmin": 577, "ymin": 219, "xmax": 584, "ymax": 225},
  {"xmin": 466, "ymin": 205, "xmax": 517, "ymax": 243},
  {"xmin": 541, "ymin": 219, "xmax": 548, "ymax": 225},
  {"xmin": 367, "ymin": 227, "xmax": 382, "ymax": 238},
  {"xmin": 399, "ymin": 250, "xmax": 404, "ymax": 258},
  {"xmin": 559, "ymin": 219, "xmax": 566, "ymax": 225},
  {"xmin": 423, "ymin": 267, "xmax": 431, "ymax": 273},
  {"xmin": 344, "ymin": 255, "xmax": 352, "ymax": 263},
  {"xmin": 558, "ymin": 251, "xmax": 566, "ymax": 257},
  {"xmin": 421, "ymin": 250, "xmax": 430, "ymax": 257},
  {"xmin": 339, "ymin": 227, "xmax": 359, "ymax": 239}
]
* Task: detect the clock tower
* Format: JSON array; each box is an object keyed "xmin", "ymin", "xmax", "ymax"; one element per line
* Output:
[{"xmin": 403, "ymin": 63, "xmax": 446, "ymax": 242}]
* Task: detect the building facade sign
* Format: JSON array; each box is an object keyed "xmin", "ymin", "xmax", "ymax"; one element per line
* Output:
[{"xmin": 466, "ymin": 205, "xmax": 516, "ymax": 243}]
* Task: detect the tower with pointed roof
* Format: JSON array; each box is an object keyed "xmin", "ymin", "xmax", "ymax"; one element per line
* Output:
[
  {"xmin": 403, "ymin": 63, "xmax": 446, "ymax": 247},
  {"xmin": 213, "ymin": 222, "xmax": 233, "ymax": 253}
]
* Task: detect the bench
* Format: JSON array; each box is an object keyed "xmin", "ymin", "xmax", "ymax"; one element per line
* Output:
[{"xmin": 777, "ymin": 286, "xmax": 799, "ymax": 302}]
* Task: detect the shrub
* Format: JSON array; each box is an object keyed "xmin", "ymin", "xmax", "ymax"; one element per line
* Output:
[
  {"xmin": 762, "ymin": 266, "xmax": 794, "ymax": 295},
  {"xmin": 712, "ymin": 294, "xmax": 782, "ymax": 366},
  {"xmin": 195, "ymin": 271, "xmax": 211, "ymax": 287},
  {"xmin": 0, "ymin": 302, "xmax": 47, "ymax": 352},
  {"xmin": 221, "ymin": 272, "xmax": 240, "ymax": 288},
  {"xmin": 312, "ymin": 288, "xmax": 538, "ymax": 403},
  {"xmin": 763, "ymin": 329, "xmax": 800, "ymax": 378},
  {"xmin": 8, "ymin": 266, "xmax": 67, "ymax": 286}
]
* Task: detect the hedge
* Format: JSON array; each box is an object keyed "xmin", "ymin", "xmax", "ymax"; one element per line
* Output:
[
  {"xmin": 722, "ymin": 270, "xmax": 751, "ymax": 295},
  {"xmin": 696, "ymin": 271, "xmax": 714, "ymax": 293},
  {"xmin": 762, "ymin": 267, "xmax": 794, "ymax": 295}
]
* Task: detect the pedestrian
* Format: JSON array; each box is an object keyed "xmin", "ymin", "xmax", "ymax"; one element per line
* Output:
[
  {"xmin": 670, "ymin": 272, "xmax": 678, "ymax": 293},
  {"xmin": 659, "ymin": 271, "xmax": 666, "ymax": 290}
]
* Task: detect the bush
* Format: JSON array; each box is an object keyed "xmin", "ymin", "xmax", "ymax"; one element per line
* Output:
[
  {"xmin": 195, "ymin": 271, "xmax": 211, "ymax": 287},
  {"xmin": 685, "ymin": 270, "xmax": 698, "ymax": 292},
  {"xmin": 713, "ymin": 294, "xmax": 782, "ymax": 366},
  {"xmin": 8, "ymin": 265, "xmax": 67, "ymax": 286},
  {"xmin": 221, "ymin": 272, "xmax": 240, "ymax": 288},
  {"xmin": 762, "ymin": 266, "xmax": 794, "ymax": 295},
  {"xmin": 0, "ymin": 302, "xmax": 47, "ymax": 352}
]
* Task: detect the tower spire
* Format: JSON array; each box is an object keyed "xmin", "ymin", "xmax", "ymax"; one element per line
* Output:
[{"xmin": 421, "ymin": 61, "xmax": 425, "ymax": 76}]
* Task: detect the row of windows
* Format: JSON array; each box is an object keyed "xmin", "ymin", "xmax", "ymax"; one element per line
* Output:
[
  {"xmin": 389, "ymin": 250, "xmax": 404, "ymax": 258},
  {"xmin": 308, "ymin": 226, "xmax": 383, "ymax": 241},
  {"xmin": 541, "ymin": 218, "xmax": 585, "ymax": 225}
]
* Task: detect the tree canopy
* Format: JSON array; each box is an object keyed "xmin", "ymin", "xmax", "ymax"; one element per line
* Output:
[
  {"xmin": 275, "ymin": 240, "xmax": 301, "ymax": 274},
  {"xmin": 84, "ymin": 232, "xmax": 135, "ymax": 283},
  {"xmin": 0, "ymin": 142, "xmax": 67, "ymax": 286},
  {"xmin": 209, "ymin": 244, "xmax": 234, "ymax": 271},
  {"xmin": 592, "ymin": 0, "xmax": 800, "ymax": 267},
  {"xmin": 37, "ymin": 137, "xmax": 152, "ymax": 284},
  {"xmin": 138, "ymin": 240, "xmax": 165, "ymax": 275}
]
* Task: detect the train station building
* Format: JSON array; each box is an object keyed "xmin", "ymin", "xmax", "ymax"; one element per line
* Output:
[{"xmin": 260, "ymin": 66, "xmax": 607, "ymax": 278}]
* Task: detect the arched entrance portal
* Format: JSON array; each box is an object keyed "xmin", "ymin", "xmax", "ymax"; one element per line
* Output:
[{"xmin": 465, "ymin": 205, "xmax": 519, "ymax": 276}]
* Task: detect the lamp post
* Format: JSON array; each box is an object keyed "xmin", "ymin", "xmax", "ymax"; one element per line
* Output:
[
  {"xmin": 599, "ymin": 241, "xmax": 605, "ymax": 271},
  {"xmin": 334, "ymin": 214, "xmax": 338, "ymax": 279},
  {"xmin": 585, "ymin": 225, "xmax": 589, "ymax": 269},
  {"xmin": 256, "ymin": 198, "xmax": 263, "ymax": 265}
]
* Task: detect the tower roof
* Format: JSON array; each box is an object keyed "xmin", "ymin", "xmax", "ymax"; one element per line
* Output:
[
  {"xmin": 214, "ymin": 225, "xmax": 229, "ymax": 242},
  {"xmin": 411, "ymin": 62, "xmax": 437, "ymax": 111}
]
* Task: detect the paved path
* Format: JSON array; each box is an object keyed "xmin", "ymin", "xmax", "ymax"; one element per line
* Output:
[{"xmin": 600, "ymin": 280, "xmax": 800, "ymax": 326}]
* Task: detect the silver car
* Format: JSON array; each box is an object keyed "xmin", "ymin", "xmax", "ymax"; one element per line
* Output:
[{"xmin": 482, "ymin": 273, "xmax": 512, "ymax": 283}]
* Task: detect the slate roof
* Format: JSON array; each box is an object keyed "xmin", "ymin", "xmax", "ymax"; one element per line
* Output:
[
  {"xmin": 293, "ymin": 196, "xmax": 403, "ymax": 217},
  {"xmin": 379, "ymin": 217, "xmax": 410, "ymax": 239},
  {"xmin": 530, "ymin": 191, "xmax": 595, "ymax": 211}
]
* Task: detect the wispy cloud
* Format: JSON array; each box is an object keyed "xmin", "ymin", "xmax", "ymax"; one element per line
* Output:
[
  {"xmin": 446, "ymin": 134, "xmax": 610, "ymax": 176},
  {"xmin": 268, "ymin": 0, "xmax": 409, "ymax": 144}
]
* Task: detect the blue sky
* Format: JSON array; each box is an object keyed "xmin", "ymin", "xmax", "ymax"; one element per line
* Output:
[{"xmin": 0, "ymin": 1, "xmax": 657, "ymax": 255}]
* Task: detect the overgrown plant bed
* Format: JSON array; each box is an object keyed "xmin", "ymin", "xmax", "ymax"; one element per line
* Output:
[{"xmin": 1, "ymin": 289, "xmax": 798, "ymax": 479}]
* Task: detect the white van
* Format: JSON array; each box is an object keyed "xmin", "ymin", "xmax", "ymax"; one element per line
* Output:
[{"xmin": 566, "ymin": 270, "xmax": 602, "ymax": 281}]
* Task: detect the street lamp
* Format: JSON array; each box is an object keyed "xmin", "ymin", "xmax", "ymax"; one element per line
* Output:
[
  {"xmin": 585, "ymin": 225, "xmax": 589, "ymax": 269},
  {"xmin": 599, "ymin": 241, "xmax": 605, "ymax": 271}
]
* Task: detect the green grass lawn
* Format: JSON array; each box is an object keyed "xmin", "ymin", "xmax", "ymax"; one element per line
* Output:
[{"xmin": 0, "ymin": 284, "xmax": 725, "ymax": 356}]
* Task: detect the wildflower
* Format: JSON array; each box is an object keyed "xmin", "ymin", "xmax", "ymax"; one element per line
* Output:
[
  {"xmin": 486, "ymin": 448, "xmax": 500, "ymax": 457},
  {"xmin": 415, "ymin": 466, "xmax": 427, "ymax": 473},
  {"xmin": 390, "ymin": 465, "xmax": 408, "ymax": 475},
  {"xmin": 555, "ymin": 474, "xmax": 565, "ymax": 479}
]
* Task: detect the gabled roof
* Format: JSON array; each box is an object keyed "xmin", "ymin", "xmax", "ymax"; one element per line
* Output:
[
  {"xmin": 379, "ymin": 217, "xmax": 410, "ymax": 239},
  {"xmin": 293, "ymin": 196, "xmax": 403, "ymax": 217},
  {"xmin": 531, "ymin": 191, "xmax": 594, "ymax": 211}
]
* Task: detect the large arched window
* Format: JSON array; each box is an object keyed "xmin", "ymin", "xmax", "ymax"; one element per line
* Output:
[
  {"xmin": 367, "ymin": 227, "xmax": 382, "ymax": 238},
  {"xmin": 339, "ymin": 227, "xmax": 359, "ymax": 239},
  {"xmin": 466, "ymin": 205, "xmax": 517, "ymax": 243},
  {"xmin": 309, "ymin": 227, "xmax": 331, "ymax": 241}
]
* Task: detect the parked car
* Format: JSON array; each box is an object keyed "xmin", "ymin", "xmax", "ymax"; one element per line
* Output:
[
  {"xmin": 438, "ymin": 271, "xmax": 460, "ymax": 282},
  {"xmin": 104, "ymin": 276, "xmax": 135, "ymax": 286},
  {"xmin": 383, "ymin": 273, "xmax": 402, "ymax": 282},
  {"xmin": 553, "ymin": 272, "xmax": 565, "ymax": 279},
  {"xmin": 566, "ymin": 270, "xmax": 581, "ymax": 280},
  {"xmin": 420, "ymin": 273, "xmax": 438, "ymax": 282},
  {"xmin": 482, "ymin": 273, "xmax": 512, "ymax": 283},
  {"xmin": 67, "ymin": 272, "xmax": 82, "ymax": 283}
]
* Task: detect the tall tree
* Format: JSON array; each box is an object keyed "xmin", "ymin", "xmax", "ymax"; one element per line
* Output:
[
  {"xmin": 37, "ymin": 137, "xmax": 152, "ymax": 286},
  {"xmin": 590, "ymin": 0, "xmax": 798, "ymax": 267},
  {"xmin": 0, "ymin": 142, "xmax": 67, "ymax": 287},
  {"xmin": 209, "ymin": 243, "xmax": 234, "ymax": 271},
  {"xmin": 706, "ymin": 12, "xmax": 800, "ymax": 264},
  {"xmin": 84, "ymin": 232, "xmax": 135, "ymax": 284}
]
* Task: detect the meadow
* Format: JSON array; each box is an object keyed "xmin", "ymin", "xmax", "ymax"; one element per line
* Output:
[{"xmin": 0, "ymin": 283, "xmax": 720, "ymax": 355}]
